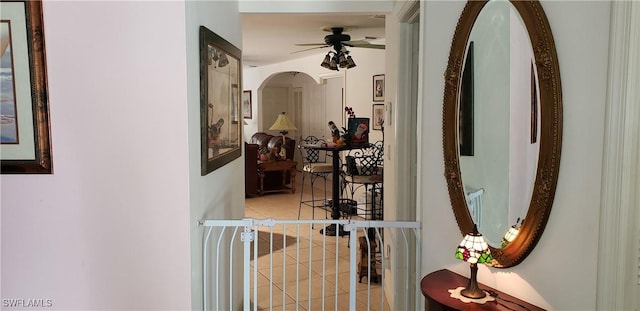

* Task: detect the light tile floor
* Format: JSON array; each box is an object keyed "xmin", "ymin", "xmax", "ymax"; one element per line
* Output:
[{"xmin": 245, "ymin": 176, "xmax": 389, "ymax": 311}]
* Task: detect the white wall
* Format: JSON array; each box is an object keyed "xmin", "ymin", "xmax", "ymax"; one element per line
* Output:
[
  {"xmin": 1, "ymin": 2, "xmax": 192, "ymax": 309},
  {"xmin": 421, "ymin": 1, "xmax": 610, "ymax": 309},
  {"xmin": 185, "ymin": 1, "xmax": 245, "ymax": 310}
]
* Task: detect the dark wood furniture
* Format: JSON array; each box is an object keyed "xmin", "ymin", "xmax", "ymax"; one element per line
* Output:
[
  {"xmin": 245, "ymin": 142, "xmax": 259, "ymax": 197},
  {"xmin": 421, "ymin": 269, "xmax": 544, "ymax": 311},
  {"xmin": 245, "ymin": 133, "xmax": 296, "ymax": 197},
  {"xmin": 258, "ymin": 160, "xmax": 296, "ymax": 195}
]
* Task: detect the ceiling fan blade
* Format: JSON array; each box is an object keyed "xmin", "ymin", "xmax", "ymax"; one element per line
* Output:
[
  {"xmin": 295, "ymin": 43, "xmax": 327, "ymax": 46},
  {"xmin": 290, "ymin": 45, "xmax": 329, "ymax": 54},
  {"xmin": 344, "ymin": 41, "xmax": 385, "ymax": 49}
]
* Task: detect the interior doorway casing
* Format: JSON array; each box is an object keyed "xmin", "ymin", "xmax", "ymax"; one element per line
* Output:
[
  {"xmin": 256, "ymin": 71, "xmax": 321, "ymax": 137},
  {"xmin": 596, "ymin": 2, "xmax": 640, "ymax": 310},
  {"xmin": 387, "ymin": 1, "xmax": 421, "ymax": 309}
]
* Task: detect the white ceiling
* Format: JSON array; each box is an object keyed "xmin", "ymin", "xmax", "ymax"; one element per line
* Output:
[{"xmin": 241, "ymin": 13, "xmax": 386, "ymax": 67}]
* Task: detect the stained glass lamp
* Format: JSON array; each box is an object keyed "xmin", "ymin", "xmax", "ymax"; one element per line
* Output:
[
  {"xmin": 455, "ymin": 224, "xmax": 493, "ymax": 299},
  {"xmin": 501, "ymin": 218, "xmax": 523, "ymax": 247}
]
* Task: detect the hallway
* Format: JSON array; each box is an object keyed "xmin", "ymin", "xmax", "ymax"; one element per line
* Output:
[{"xmin": 244, "ymin": 177, "xmax": 389, "ymax": 310}]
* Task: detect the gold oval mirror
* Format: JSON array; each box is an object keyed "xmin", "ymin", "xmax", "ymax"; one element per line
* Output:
[{"xmin": 443, "ymin": 0, "xmax": 562, "ymax": 268}]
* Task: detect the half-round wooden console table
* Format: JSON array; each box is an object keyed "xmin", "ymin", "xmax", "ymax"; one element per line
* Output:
[{"xmin": 421, "ymin": 269, "xmax": 545, "ymax": 311}]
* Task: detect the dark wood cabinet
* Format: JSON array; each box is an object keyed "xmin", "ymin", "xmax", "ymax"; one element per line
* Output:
[
  {"xmin": 421, "ymin": 269, "xmax": 544, "ymax": 311},
  {"xmin": 257, "ymin": 160, "xmax": 296, "ymax": 195}
]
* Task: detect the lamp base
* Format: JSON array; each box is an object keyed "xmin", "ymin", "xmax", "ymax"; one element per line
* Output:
[
  {"xmin": 448, "ymin": 287, "xmax": 495, "ymax": 304},
  {"xmin": 280, "ymin": 133, "xmax": 287, "ymax": 159},
  {"xmin": 460, "ymin": 263, "xmax": 487, "ymax": 299}
]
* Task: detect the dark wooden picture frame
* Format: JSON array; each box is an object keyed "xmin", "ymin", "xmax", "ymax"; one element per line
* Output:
[
  {"xmin": 373, "ymin": 74, "xmax": 385, "ymax": 102},
  {"xmin": 200, "ymin": 26, "xmax": 242, "ymax": 175},
  {"xmin": 1, "ymin": 0, "xmax": 52, "ymax": 174},
  {"xmin": 372, "ymin": 103, "xmax": 384, "ymax": 130},
  {"xmin": 459, "ymin": 41, "xmax": 474, "ymax": 156},
  {"xmin": 242, "ymin": 90, "xmax": 252, "ymax": 119},
  {"xmin": 530, "ymin": 62, "xmax": 538, "ymax": 144}
]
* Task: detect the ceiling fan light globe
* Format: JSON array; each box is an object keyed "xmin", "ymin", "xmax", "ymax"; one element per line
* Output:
[
  {"xmin": 321, "ymin": 54, "xmax": 332, "ymax": 69},
  {"xmin": 328, "ymin": 58, "xmax": 338, "ymax": 71},
  {"xmin": 338, "ymin": 53, "xmax": 348, "ymax": 68},
  {"xmin": 346, "ymin": 56, "xmax": 356, "ymax": 69}
]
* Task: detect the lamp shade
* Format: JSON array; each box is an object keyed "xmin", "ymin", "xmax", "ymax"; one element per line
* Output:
[
  {"xmin": 321, "ymin": 53, "xmax": 332, "ymax": 69},
  {"xmin": 269, "ymin": 112, "xmax": 297, "ymax": 133},
  {"xmin": 345, "ymin": 55, "xmax": 356, "ymax": 69},
  {"xmin": 501, "ymin": 218, "xmax": 522, "ymax": 247},
  {"xmin": 455, "ymin": 227, "xmax": 492, "ymax": 264},
  {"xmin": 502, "ymin": 226, "xmax": 520, "ymax": 244}
]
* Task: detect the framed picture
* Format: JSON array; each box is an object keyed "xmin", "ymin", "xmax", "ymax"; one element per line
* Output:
[
  {"xmin": 372, "ymin": 104, "xmax": 384, "ymax": 130},
  {"xmin": 530, "ymin": 61, "xmax": 538, "ymax": 144},
  {"xmin": 200, "ymin": 26, "xmax": 242, "ymax": 175},
  {"xmin": 373, "ymin": 74, "xmax": 385, "ymax": 102},
  {"xmin": 242, "ymin": 90, "xmax": 252, "ymax": 119},
  {"xmin": 1, "ymin": 1, "xmax": 52, "ymax": 174},
  {"xmin": 347, "ymin": 117, "xmax": 370, "ymax": 147},
  {"xmin": 459, "ymin": 41, "xmax": 474, "ymax": 156},
  {"xmin": 231, "ymin": 83, "xmax": 239, "ymax": 124}
]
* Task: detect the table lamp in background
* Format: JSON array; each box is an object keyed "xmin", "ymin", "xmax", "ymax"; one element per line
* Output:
[
  {"xmin": 269, "ymin": 112, "xmax": 297, "ymax": 159},
  {"xmin": 454, "ymin": 224, "xmax": 493, "ymax": 299}
]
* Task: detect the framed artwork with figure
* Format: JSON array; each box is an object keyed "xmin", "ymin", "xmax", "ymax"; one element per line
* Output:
[
  {"xmin": 373, "ymin": 74, "xmax": 385, "ymax": 102},
  {"xmin": 199, "ymin": 26, "xmax": 242, "ymax": 175},
  {"xmin": 242, "ymin": 90, "xmax": 252, "ymax": 119},
  {"xmin": 347, "ymin": 117, "xmax": 370, "ymax": 147},
  {"xmin": 372, "ymin": 104, "xmax": 384, "ymax": 130}
]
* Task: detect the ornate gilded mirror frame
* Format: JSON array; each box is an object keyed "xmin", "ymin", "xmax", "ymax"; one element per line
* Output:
[{"xmin": 443, "ymin": 0, "xmax": 562, "ymax": 267}]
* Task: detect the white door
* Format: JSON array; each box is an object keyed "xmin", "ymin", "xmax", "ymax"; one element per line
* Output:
[
  {"xmin": 292, "ymin": 87, "xmax": 303, "ymax": 140},
  {"xmin": 320, "ymin": 76, "xmax": 344, "ymax": 141},
  {"xmin": 261, "ymin": 86, "xmax": 289, "ymax": 134}
]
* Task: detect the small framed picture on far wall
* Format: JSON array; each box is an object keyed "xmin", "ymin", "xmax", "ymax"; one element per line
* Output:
[
  {"xmin": 373, "ymin": 74, "xmax": 385, "ymax": 102},
  {"xmin": 242, "ymin": 90, "xmax": 252, "ymax": 119},
  {"xmin": 372, "ymin": 103, "xmax": 384, "ymax": 130}
]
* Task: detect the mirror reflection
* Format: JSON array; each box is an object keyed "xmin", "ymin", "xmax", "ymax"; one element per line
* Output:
[{"xmin": 458, "ymin": 0, "xmax": 540, "ymax": 247}]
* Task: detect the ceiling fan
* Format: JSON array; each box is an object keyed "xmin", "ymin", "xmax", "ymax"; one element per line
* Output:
[
  {"xmin": 293, "ymin": 27, "xmax": 385, "ymax": 54},
  {"xmin": 295, "ymin": 27, "xmax": 384, "ymax": 70}
]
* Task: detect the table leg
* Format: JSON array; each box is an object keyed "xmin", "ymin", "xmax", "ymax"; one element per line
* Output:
[
  {"xmin": 331, "ymin": 149, "xmax": 340, "ymax": 220},
  {"xmin": 259, "ymin": 170, "xmax": 265, "ymax": 196},
  {"xmin": 290, "ymin": 167, "xmax": 296, "ymax": 194},
  {"xmin": 320, "ymin": 149, "xmax": 348, "ymax": 236}
]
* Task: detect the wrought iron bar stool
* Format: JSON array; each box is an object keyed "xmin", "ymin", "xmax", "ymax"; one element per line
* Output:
[
  {"xmin": 297, "ymin": 136, "xmax": 333, "ymax": 224},
  {"xmin": 341, "ymin": 142, "xmax": 384, "ymax": 221}
]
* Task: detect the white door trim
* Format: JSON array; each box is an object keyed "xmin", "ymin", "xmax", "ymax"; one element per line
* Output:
[{"xmin": 597, "ymin": 2, "xmax": 640, "ymax": 309}]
